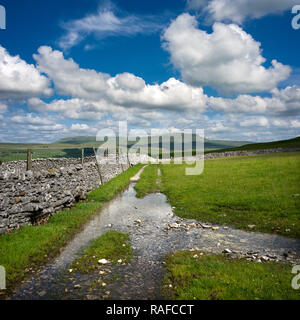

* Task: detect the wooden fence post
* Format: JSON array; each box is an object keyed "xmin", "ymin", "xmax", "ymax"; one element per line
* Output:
[
  {"xmin": 119, "ymin": 149, "xmax": 124, "ymax": 172},
  {"xmin": 93, "ymin": 147, "xmax": 103, "ymax": 185},
  {"xmin": 27, "ymin": 148, "xmax": 32, "ymax": 171},
  {"xmin": 81, "ymin": 148, "xmax": 84, "ymax": 165},
  {"xmin": 127, "ymin": 151, "xmax": 131, "ymax": 168}
]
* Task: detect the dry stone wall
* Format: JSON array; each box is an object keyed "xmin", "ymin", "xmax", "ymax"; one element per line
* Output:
[
  {"xmin": 204, "ymin": 147, "xmax": 300, "ymax": 159},
  {"xmin": 0, "ymin": 147, "xmax": 298, "ymax": 234},
  {"xmin": 0, "ymin": 157, "xmax": 131, "ymax": 234}
]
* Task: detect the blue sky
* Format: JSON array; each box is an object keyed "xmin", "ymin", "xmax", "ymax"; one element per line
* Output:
[{"xmin": 0, "ymin": 0, "xmax": 300, "ymax": 143}]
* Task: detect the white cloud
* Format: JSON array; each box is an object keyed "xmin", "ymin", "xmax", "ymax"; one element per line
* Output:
[
  {"xmin": 270, "ymin": 86, "xmax": 300, "ymax": 116},
  {"xmin": 208, "ymin": 86, "xmax": 300, "ymax": 116},
  {"xmin": 162, "ymin": 14, "xmax": 291, "ymax": 94},
  {"xmin": 10, "ymin": 114, "xmax": 55, "ymax": 126},
  {"xmin": 240, "ymin": 116, "xmax": 269, "ymax": 127},
  {"xmin": 33, "ymin": 46, "xmax": 208, "ymax": 112},
  {"xmin": 0, "ymin": 46, "xmax": 52, "ymax": 99},
  {"xmin": 70, "ymin": 123, "xmax": 90, "ymax": 131},
  {"xmin": 34, "ymin": 46, "xmax": 110, "ymax": 100},
  {"xmin": 208, "ymin": 95, "xmax": 268, "ymax": 114},
  {"xmin": 27, "ymin": 124, "xmax": 66, "ymax": 132},
  {"xmin": 28, "ymin": 97, "xmax": 109, "ymax": 121},
  {"xmin": 110, "ymin": 73, "xmax": 146, "ymax": 92},
  {"xmin": 187, "ymin": 0, "xmax": 298, "ymax": 24},
  {"xmin": 210, "ymin": 121, "xmax": 230, "ymax": 132},
  {"xmin": 0, "ymin": 43, "xmax": 298, "ymax": 143},
  {"xmin": 27, "ymin": 45, "xmax": 300, "ymax": 143},
  {"xmin": 59, "ymin": 5, "xmax": 163, "ymax": 50},
  {"xmin": 291, "ymin": 120, "xmax": 300, "ymax": 128},
  {"xmin": 108, "ymin": 77, "xmax": 208, "ymax": 110},
  {"xmin": 203, "ymin": 113, "xmax": 300, "ymax": 141}
]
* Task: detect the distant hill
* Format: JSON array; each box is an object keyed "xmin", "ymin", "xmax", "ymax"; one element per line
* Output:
[
  {"xmin": 54, "ymin": 136, "xmax": 99, "ymax": 146},
  {"xmin": 207, "ymin": 136, "xmax": 300, "ymax": 153},
  {"xmin": 0, "ymin": 136, "xmax": 298, "ymax": 162},
  {"xmin": 54, "ymin": 136, "xmax": 250, "ymax": 151},
  {"xmin": 203, "ymin": 139, "xmax": 251, "ymax": 151}
]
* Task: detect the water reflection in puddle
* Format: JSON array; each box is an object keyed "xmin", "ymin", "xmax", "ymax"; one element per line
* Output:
[{"xmin": 12, "ymin": 183, "xmax": 300, "ymax": 300}]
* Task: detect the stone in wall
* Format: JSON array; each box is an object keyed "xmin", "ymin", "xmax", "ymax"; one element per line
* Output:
[{"xmin": 0, "ymin": 158, "xmax": 130, "ymax": 234}]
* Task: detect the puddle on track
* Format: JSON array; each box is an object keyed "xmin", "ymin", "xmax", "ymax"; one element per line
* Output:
[{"xmin": 11, "ymin": 183, "xmax": 300, "ymax": 300}]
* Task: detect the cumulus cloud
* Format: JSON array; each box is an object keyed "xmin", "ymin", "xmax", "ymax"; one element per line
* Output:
[
  {"xmin": 240, "ymin": 116, "xmax": 269, "ymax": 127},
  {"xmin": 10, "ymin": 114, "xmax": 58, "ymax": 126},
  {"xmin": 270, "ymin": 86, "xmax": 300, "ymax": 116},
  {"xmin": 28, "ymin": 97, "xmax": 109, "ymax": 121},
  {"xmin": 27, "ymin": 44, "xmax": 299, "ymax": 143},
  {"xmin": 58, "ymin": 4, "xmax": 164, "ymax": 50},
  {"xmin": 186, "ymin": 0, "xmax": 298, "ymax": 24},
  {"xmin": 208, "ymin": 95, "xmax": 268, "ymax": 114},
  {"xmin": 33, "ymin": 46, "xmax": 208, "ymax": 112},
  {"xmin": 0, "ymin": 46, "xmax": 52, "ymax": 99},
  {"xmin": 0, "ymin": 43, "xmax": 298, "ymax": 143},
  {"xmin": 108, "ymin": 77, "xmax": 208, "ymax": 110},
  {"xmin": 34, "ymin": 46, "xmax": 110, "ymax": 100},
  {"xmin": 202, "ymin": 113, "xmax": 300, "ymax": 141},
  {"xmin": 70, "ymin": 123, "xmax": 90, "ymax": 131},
  {"xmin": 110, "ymin": 73, "xmax": 146, "ymax": 92},
  {"xmin": 162, "ymin": 14, "xmax": 291, "ymax": 94},
  {"xmin": 208, "ymin": 86, "xmax": 300, "ymax": 116},
  {"xmin": 3, "ymin": 113, "xmax": 67, "ymax": 139},
  {"xmin": 291, "ymin": 120, "xmax": 300, "ymax": 128}
]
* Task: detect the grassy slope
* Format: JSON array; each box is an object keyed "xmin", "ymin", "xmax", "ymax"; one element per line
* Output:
[
  {"xmin": 163, "ymin": 251, "xmax": 300, "ymax": 300},
  {"xmin": 207, "ymin": 136, "xmax": 300, "ymax": 154},
  {"xmin": 0, "ymin": 164, "xmax": 142, "ymax": 293},
  {"xmin": 136, "ymin": 153, "xmax": 300, "ymax": 238},
  {"xmin": 70, "ymin": 231, "xmax": 132, "ymax": 274}
]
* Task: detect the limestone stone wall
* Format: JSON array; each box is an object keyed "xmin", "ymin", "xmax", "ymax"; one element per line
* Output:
[
  {"xmin": 204, "ymin": 147, "xmax": 300, "ymax": 159},
  {"xmin": 0, "ymin": 157, "xmax": 130, "ymax": 234},
  {"xmin": 0, "ymin": 147, "xmax": 298, "ymax": 234}
]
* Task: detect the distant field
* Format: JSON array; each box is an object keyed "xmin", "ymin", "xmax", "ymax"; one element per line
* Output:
[
  {"xmin": 0, "ymin": 135, "xmax": 299, "ymax": 162},
  {"xmin": 0, "ymin": 144, "xmax": 97, "ymax": 162},
  {"xmin": 135, "ymin": 152, "xmax": 300, "ymax": 238},
  {"xmin": 0, "ymin": 135, "xmax": 250, "ymax": 162}
]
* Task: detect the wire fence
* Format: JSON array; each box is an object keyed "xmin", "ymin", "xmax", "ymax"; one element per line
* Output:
[
  {"xmin": 0, "ymin": 146, "xmax": 97, "ymax": 163},
  {"xmin": 0, "ymin": 143, "xmax": 195, "ymax": 164}
]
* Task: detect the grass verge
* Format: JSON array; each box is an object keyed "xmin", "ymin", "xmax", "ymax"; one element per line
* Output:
[
  {"xmin": 134, "ymin": 164, "xmax": 159, "ymax": 198},
  {"xmin": 163, "ymin": 251, "xmax": 300, "ymax": 300},
  {"xmin": 0, "ymin": 164, "xmax": 142, "ymax": 295},
  {"xmin": 158, "ymin": 152, "xmax": 300, "ymax": 238},
  {"xmin": 70, "ymin": 231, "xmax": 132, "ymax": 274}
]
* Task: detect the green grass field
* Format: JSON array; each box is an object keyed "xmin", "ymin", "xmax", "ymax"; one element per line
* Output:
[
  {"xmin": 163, "ymin": 251, "xmax": 300, "ymax": 300},
  {"xmin": 70, "ymin": 231, "xmax": 133, "ymax": 274},
  {"xmin": 135, "ymin": 152, "xmax": 300, "ymax": 238},
  {"xmin": 134, "ymin": 164, "xmax": 159, "ymax": 198},
  {"xmin": 0, "ymin": 164, "xmax": 142, "ymax": 294},
  {"xmin": 0, "ymin": 144, "xmax": 97, "ymax": 162}
]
